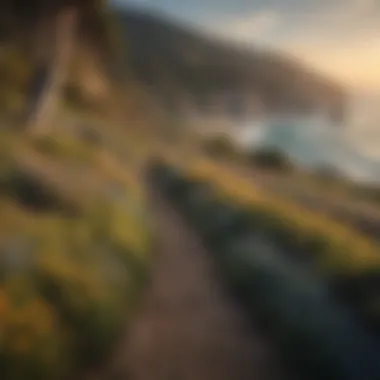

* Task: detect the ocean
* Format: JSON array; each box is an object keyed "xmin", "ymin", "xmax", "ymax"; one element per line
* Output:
[{"xmin": 234, "ymin": 93, "xmax": 380, "ymax": 184}]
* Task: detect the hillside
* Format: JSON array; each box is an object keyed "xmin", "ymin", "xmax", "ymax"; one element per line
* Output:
[{"xmin": 116, "ymin": 8, "xmax": 346, "ymax": 124}]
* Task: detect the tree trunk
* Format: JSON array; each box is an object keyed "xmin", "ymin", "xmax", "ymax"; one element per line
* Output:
[
  {"xmin": 27, "ymin": 6, "xmax": 79, "ymax": 135},
  {"xmin": 0, "ymin": 0, "xmax": 13, "ymax": 41}
]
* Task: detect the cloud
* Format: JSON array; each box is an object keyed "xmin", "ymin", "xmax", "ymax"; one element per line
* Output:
[
  {"xmin": 285, "ymin": 37, "xmax": 380, "ymax": 91},
  {"xmin": 207, "ymin": 8, "xmax": 281, "ymax": 46},
  {"xmin": 276, "ymin": 0, "xmax": 380, "ymax": 89},
  {"xmin": 288, "ymin": 0, "xmax": 379, "ymax": 42},
  {"xmin": 226, "ymin": 10, "xmax": 279, "ymax": 38}
]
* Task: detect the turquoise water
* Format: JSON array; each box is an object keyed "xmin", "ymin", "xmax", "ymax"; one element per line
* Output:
[{"xmin": 235, "ymin": 94, "xmax": 380, "ymax": 184}]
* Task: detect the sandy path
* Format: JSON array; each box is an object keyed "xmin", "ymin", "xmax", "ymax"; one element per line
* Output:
[{"xmin": 105, "ymin": 186, "xmax": 285, "ymax": 380}]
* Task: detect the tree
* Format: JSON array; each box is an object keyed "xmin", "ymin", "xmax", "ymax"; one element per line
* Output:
[
  {"xmin": 27, "ymin": 4, "xmax": 79, "ymax": 135},
  {"xmin": 16, "ymin": 0, "xmax": 112, "ymax": 135}
]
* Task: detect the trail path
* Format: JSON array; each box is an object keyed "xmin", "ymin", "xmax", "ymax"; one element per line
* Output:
[{"xmin": 105, "ymin": 185, "xmax": 286, "ymax": 380}]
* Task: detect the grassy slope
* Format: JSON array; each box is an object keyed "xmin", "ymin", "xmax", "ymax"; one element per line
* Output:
[
  {"xmin": 0, "ymin": 109, "xmax": 152, "ymax": 376},
  {"xmin": 0, "ymin": 5, "xmax": 155, "ymax": 374}
]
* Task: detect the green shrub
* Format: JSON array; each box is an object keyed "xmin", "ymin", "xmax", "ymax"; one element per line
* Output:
[
  {"xmin": 202, "ymin": 135, "xmax": 240, "ymax": 161},
  {"xmin": 249, "ymin": 147, "xmax": 295, "ymax": 172},
  {"xmin": 0, "ymin": 278, "xmax": 69, "ymax": 380},
  {"xmin": 2, "ymin": 169, "xmax": 68, "ymax": 213},
  {"xmin": 30, "ymin": 136, "xmax": 95, "ymax": 164}
]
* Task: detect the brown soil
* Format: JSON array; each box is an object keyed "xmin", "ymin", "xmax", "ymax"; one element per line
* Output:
[{"xmin": 96, "ymin": 186, "xmax": 286, "ymax": 380}]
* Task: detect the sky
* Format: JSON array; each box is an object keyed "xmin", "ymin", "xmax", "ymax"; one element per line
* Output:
[{"xmin": 111, "ymin": 0, "xmax": 380, "ymax": 94}]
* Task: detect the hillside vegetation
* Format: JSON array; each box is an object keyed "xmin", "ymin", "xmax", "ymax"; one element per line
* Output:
[
  {"xmin": 116, "ymin": 8, "xmax": 346, "ymax": 123},
  {"xmin": 0, "ymin": 2, "xmax": 156, "ymax": 378}
]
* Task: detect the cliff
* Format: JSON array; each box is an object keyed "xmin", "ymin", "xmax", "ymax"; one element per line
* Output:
[{"xmin": 116, "ymin": 8, "xmax": 346, "ymax": 124}]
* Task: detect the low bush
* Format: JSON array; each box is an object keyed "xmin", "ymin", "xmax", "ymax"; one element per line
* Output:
[
  {"xmin": 0, "ymin": 151, "xmax": 151, "ymax": 378},
  {"xmin": 2, "ymin": 169, "xmax": 68, "ymax": 213},
  {"xmin": 0, "ymin": 278, "xmax": 68, "ymax": 380},
  {"xmin": 30, "ymin": 135, "xmax": 96, "ymax": 164},
  {"xmin": 201, "ymin": 135, "xmax": 240, "ymax": 161},
  {"xmin": 249, "ymin": 147, "xmax": 295, "ymax": 172}
]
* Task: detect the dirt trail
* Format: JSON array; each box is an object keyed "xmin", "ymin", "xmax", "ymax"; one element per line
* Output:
[{"xmin": 106, "ymin": 187, "xmax": 285, "ymax": 380}]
